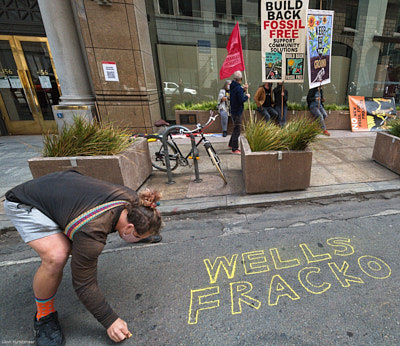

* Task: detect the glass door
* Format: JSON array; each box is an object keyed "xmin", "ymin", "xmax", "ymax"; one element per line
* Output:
[{"xmin": 0, "ymin": 36, "xmax": 59, "ymax": 135}]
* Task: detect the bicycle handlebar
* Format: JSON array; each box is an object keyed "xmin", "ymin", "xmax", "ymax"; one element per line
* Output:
[{"xmin": 179, "ymin": 110, "xmax": 219, "ymax": 135}]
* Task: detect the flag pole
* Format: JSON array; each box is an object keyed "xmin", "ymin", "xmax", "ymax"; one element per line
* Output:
[
  {"xmin": 243, "ymin": 70, "xmax": 253, "ymax": 123},
  {"xmin": 281, "ymin": 82, "xmax": 284, "ymax": 125}
]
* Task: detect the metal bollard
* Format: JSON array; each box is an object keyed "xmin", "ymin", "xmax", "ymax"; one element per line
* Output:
[{"xmin": 188, "ymin": 133, "xmax": 201, "ymax": 183}]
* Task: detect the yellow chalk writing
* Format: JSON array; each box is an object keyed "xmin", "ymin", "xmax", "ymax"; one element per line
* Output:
[
  {"xmin": 328, "ymin": 261, "xmax": 364, "ymax": 287},
  {"xmin": 326, "ymin": 237, "xmax": 354, "ymax": 256},
  {"xmin": 242, "ymin": 250, "xmax": 270, "ymax": 275},
  {"xmin": 204, "ymin": 255, "xmax": 238, "ymax": 284},
  {"xmin": 300, "ymin": 243, "xmax": 332, "ymax": 263},
  {"xmin": 230, "ymin": 281, "xmax": 261, "ymax": 314},
  {"xmin": 358, "ymin": 255, "xmax": 391, "ymax": 279},
  {"xmin": 298, "ymin": 266, "xmax": 331, "ymax": 294},
  {"xmin": 268, "ymin": 274, "xmax": 300, "ymax": 306},
  {"xmin": 188, "ymin": 286, "xmax": 220, "ymax": 325},
  {"xmin": 270, "ymin": 247, "xmax": 300, "ymax": 270}
]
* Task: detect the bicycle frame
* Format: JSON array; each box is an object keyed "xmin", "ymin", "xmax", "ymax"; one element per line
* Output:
[{"xmin": 147, "ymin": 110, "xmax": 227, "ymax": 183}]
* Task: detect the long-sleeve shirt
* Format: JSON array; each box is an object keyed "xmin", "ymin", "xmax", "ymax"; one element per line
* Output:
[
  {"xmin": 229, "ymin": 80, "xmax": 248, "ymax": 116},
  {"xmin": 6, "ymin": 170, "xmax": 138, "ymax": 329},
  {"xmin": 273, "ymin": 86, "xmax": 288, "ymax": 107},
  {"xmin": 254, "ymin": 85, "xmax": 273, "ymax": 108}
]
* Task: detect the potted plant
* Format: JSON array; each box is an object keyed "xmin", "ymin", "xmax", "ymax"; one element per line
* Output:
[
  {"xmin": 240, "ymin": 118, "xmax": 321, "ymax": 193},
  {"xmin": 28, "ymin": 117, "xmax": 152, "ymax": 190},
  {"xmin": 372, "ymin": 117, "xmax": 400, "ymax": 175}
]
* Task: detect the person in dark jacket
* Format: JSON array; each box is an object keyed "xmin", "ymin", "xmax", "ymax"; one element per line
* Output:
[
  {"xmin": 228, "ymin": 70, "xmax": 250, "ymax": 154},
  {"xmin": 273, "ymin": 82, "xmax": 288, "ymax": 127},
  {"xmin": 3, "ymin": 171, "xmax": 163, "ymax": 345},
  {"xmin": 307, "ymin": 86, "xmax": 330, "ymax": 136}
]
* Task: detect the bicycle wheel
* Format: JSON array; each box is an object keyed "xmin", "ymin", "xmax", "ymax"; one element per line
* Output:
[
  {"xmin": 206, "ymin": 145, "xmax": 227, "ymax": 184},
  {"xmin": 148, "ymin": 139, "xmax": 179, "ymax": 172}
]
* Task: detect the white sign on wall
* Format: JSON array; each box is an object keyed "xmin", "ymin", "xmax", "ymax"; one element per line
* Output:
[{"xmin": 102, "ymin": 61, "xmax": 119, "ymax": 82}]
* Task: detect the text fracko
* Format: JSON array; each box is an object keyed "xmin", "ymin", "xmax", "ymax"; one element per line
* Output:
[{"xmin": 188, "ymin": 237, "xmax": 391, "ymax": 325}]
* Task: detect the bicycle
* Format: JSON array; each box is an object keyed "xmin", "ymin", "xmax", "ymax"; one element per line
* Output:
[{"xmin": 135, "ymin": 111, "xmax": 227, "ymax": 184}]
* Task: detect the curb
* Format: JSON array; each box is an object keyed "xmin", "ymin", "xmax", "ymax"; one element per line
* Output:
[
  {"xmin": 157, "ymin": 180, "xmax": 400, "ymax": 215},
  {"xmin": 2, "ymin": 179, "xmax": 400, "ymax": 231}
]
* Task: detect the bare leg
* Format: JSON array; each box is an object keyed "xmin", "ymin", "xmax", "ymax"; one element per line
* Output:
[{"xmin": 28, "ymin": 233, "xmax": 71, "ymax": 299}]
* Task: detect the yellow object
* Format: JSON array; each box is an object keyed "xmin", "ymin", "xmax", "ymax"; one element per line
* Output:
[
  {"xmin": 147, "ymin": 138, "xmax": 156, "ymax": 142},
  {"xmin": 127, "ymin": 333, "xmax": 132, "ymax": 339}
]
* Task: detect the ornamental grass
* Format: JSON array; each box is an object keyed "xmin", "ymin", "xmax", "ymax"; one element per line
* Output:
[
  {"xmin": 388, "ymin": 117, "xmax": 400, "ymax": 138},
  {"xmin": 42, "ymin": 116, "xmax": 132, "ymax": 157},
  {"xmin": 244, "ymin": 117, "xmax": 322, "ymax": 152}
]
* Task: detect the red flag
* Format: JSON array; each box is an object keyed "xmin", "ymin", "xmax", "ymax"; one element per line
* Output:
[{"xmin": 219, "ymin": 23, "xmax": 245, "ymax": 80}]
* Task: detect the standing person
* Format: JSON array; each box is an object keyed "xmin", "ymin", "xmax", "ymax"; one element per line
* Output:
[
  {"xmin": 228, "ymin": 70, "xmax": 250, "ymax": 154},
  {"xmin": 3, "ymin": 170, "xmax": 163, "ymax": 345},
  {"xmin": 217, "ymin": 80, "xmax": 231, "ymax": 137},
  {"xmin": 254, "ymin": 82, "xmax": 278, "ymax": 122},
  {"xmin": 307, "ymin": 86, "xmax": 330, "ymax": 136},
  {"xmin": 273, "ymin": 82, "xmax": 288, "ymax": 127}
]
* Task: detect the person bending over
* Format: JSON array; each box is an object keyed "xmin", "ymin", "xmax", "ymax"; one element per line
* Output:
[{"xmin": 4, "ymin": 170, "xmax": 162, "ymax": 345}]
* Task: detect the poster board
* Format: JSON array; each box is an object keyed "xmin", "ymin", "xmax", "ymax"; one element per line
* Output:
[
  {"xmin": 307, "ymin": 9, "xmax": 334, "ymax": 88},
  {"xmin": 349, "ymin": 96, "xmax": 397, "ymax": 132},
  {"xmin": 261, "ymin": 0, "xmax": 309, "ymax": 83}
]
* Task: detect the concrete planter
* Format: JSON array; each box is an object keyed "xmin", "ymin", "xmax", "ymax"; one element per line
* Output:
[
  {"xmin": 287, "ymin": 110, "xmax": 351, "ymax": 130},
  {"xmin": 28, "ymin": 137, "xmax": 152, "ymax": 190},
  {"xmin": 240, "ymin": 136, "xmax": 312, "ymax": 194},
  {"xmin": 372, "ymin": 131, "xmax": 400, "ymax": 175}
]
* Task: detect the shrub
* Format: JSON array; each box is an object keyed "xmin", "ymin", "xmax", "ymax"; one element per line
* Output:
[
  {"xmin": 324, "ymin": 104, "xmax": 349, "ymax": 111},
  {"xmin": 244, "ymin": 118, "xmax": 321, "ymax": 152},
  {"xmin": 287, "ymin": 102, "xmax": 307, "ymax": 111},
  {"xmin": 174, "ymin": 101, "xmax": 218, "ymax": 110},
  {"xmin": 42, "ymin": 117, "xmax": 132, "ymax": 157},
  {"xmin": 388, "ymin": 117, "xmax": 400, "ymax": 137}
]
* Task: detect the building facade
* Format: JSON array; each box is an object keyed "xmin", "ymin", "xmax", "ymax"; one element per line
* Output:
[{"xmin": 0, "ymin": 0, "xmax": 399, "ymax": 135}]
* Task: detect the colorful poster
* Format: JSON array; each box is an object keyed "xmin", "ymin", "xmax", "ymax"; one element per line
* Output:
[
  {"xmin": 349, "ymin": 96, "xmax": 397, "ymax": 132},
  {"xmin": 261, "ymin": 0, "xmax": 309, "ymax": 83},
  {"xmin": 307, "ymin": 9, "xmax": 334, "ymax": 89}
]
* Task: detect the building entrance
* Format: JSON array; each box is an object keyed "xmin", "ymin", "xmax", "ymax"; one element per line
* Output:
[{"xmin": 0, "ymin": 36, "xmax": 59, "ymax": 135}]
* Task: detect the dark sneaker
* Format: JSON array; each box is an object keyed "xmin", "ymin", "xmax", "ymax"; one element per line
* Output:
[{"xmin": 34, "ymin": 311, "xmax": 65, "ymax": 346}]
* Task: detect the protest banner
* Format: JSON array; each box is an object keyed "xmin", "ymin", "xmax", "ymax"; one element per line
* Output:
[
  {"xmin": 261, "ymin": 0, "xmax": 309, "ymax": 83},
  {"xmin": 349, "ymin": 96, "xmax": 397, "ymax": 132},
  {"xmin": 307, "ymin": 9, "xmax": 334, "ymax": 89}
]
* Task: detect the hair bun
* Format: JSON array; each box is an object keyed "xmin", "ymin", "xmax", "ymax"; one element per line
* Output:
[{"xmin": 138, "ymin": 189, "xmax": 162, "ymax": 209}]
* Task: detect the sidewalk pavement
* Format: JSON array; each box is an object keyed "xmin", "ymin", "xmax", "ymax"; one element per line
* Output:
[{"xmin": 1, "ymin": 131, "xmax": 400, "ymax": 231}]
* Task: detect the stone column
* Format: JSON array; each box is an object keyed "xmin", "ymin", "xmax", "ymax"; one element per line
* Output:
[{"xmin": 37, "ymin": 0, "xmax": 95, "ymax": 105}]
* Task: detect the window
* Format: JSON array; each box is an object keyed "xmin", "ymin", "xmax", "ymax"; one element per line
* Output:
[
  {"xmin": 215, "ymin": 0, "xmax": 226, "ymax": 18},
  {"xmin": 231, "ymin": 0, "xmax": 242, "ymax": 19},
  {"xmin": 159, "ymin": 0, "xmax": 173, "ymax": 15},
  {"xmin": 178, "ymin": 0, "xmax": 191, "ymax": 16},
  {"xmin": 178, "ymin": 0, "xmax": 201, "ymax": 17},
  {"xmin": 345, "ymin": 4, "xmax": 358, "ymax": 29}
]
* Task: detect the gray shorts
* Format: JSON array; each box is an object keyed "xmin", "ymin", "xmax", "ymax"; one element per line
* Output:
[{"xmin": 3, "ymin": 199, "xmax": 62, "ymax": 243}]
